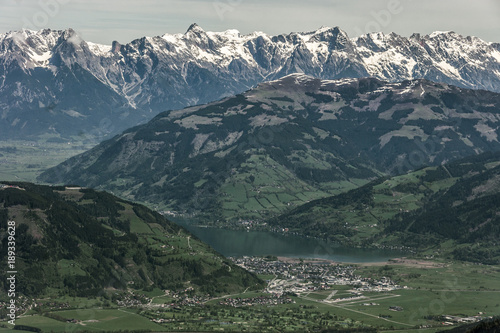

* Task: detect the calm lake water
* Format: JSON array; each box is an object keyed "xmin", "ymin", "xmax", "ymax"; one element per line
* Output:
[{"xmin": 175, "ymin": 220, "xmax": 403, "ymax": 263}]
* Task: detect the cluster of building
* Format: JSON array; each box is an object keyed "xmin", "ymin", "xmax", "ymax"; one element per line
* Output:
[
  {"xmin": 218, "ymin": 295, "xmax": 294, "ymax": 307},
  {"xmin": 0, "ymin": 296, "xmax": 33, "ymax": 316},
  {"xmin": 35, "ymin": 301, "xmax": 70, "ymax": 310},
  {"xmin": 0, "ymin": 184, "xmax": 24, "ymax": 190},
  {"xmin": 442, "ymin": 314, "xmax": 493, "ymax": 326},
  {"xmin": 389, "ymin": 306, "xmax": 404, "ymax": 311},
  {"xmin": 163, "ymin": 295, "xmax": 208, "ymax": 308},
  {"xmin": 231, "ymin": 256, "xmax": 404, "ymax": 296},
  {"xmin": 115, "ymin": 292, "xmax": 150, "ymax": 307}
]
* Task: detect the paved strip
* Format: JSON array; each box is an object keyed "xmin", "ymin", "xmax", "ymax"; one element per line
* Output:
[{"xmin": 300, "ymin": 295, "xmax": 414, "ymax": 327}]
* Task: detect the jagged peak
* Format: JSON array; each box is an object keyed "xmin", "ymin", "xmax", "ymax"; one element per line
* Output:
[
  {"xmin": 303, "ymin": 26, "xmax": 351, "ymax": 48},
  {"xmin": 2, "ymin": 28, "xmax": 48, "ymax": 44},
  {"xmin": 61, "ymin": 28, "xmax": 78, "ymax": 39},
  {"xmin": 315, "ymin": 26, "xmax": 338, "ymax": 34},
  {"xmin": 220, "ymin": 28, "xmax": 241, "ymax": 38},
  {"xmin": 409, "ymin": 32, "xmax": 421, "ymax": 41},
  {"xmin": 300, "ymin": 26, "xmax": 342, "ymax": 36},
  {"xmin": 111, "ymin": 40, "xmax": 121, "ymax": 53},
  {"xmin": 355, "ymin": 31, "xmax": 403, "ymax": 42},
  {"xmin": 56, "ymin": 29, "xmax": 87, "ymax": 51},
  {"xmin": 185, "ymin": 23, "xmax": 205, "ymax": 34},
  {"xmin": 428, "ymin": 30, "xmax": 455, "ymax": 38},
  {"xmin": 424, "ymin": 31, "xmax": 489, "ymax": 45}
]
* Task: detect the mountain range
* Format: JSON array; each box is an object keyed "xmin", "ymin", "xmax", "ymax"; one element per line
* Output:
[
  {"xmin": 39, "ymin": 74, "xmax": 500, "ymax": 222},
  {"xmin": 2, "ymin": 25, "xmax": 500, "ymax": 140}
]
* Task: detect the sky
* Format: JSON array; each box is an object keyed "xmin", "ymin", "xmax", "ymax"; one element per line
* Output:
[{"xmin": 1, "ymin": 0, "xmax": 499, "ymax": 45}]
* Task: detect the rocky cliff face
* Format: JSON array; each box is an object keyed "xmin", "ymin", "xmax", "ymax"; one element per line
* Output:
[{"xmin": 1, "ymin": 25, "xmax": 500, "ymax": 139}]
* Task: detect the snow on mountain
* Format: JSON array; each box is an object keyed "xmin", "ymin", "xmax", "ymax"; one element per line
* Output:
[
  {"xmin": 87, "ymin": 42, "xmax": 112, "ymax": 57},
  {"xmin": 1, "ymin": 25, "xmax": 500, "ymax": 140}
]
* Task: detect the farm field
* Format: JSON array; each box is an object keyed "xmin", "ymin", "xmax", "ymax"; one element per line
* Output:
[
  {"xmin": 219, "ymin": 153, "xmax": 370, "ymax": 221},
  {"xmin": 0, "ymin": 140, "xmax": 94, "ymax": 183}
]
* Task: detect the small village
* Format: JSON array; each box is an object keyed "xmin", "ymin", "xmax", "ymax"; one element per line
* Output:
[
  {"xmin": 0, "ymin": 183, "xmax": 24, "ymax": 191},
  {"xmin": 441, "ymin": 314, "xmax": 493, "ymax": 326},
  {"xmin": 218, "ymin": 295, "xmax": 295, "ymax": 308},
  {"xmin": 0, "ymin": 296, "xmax": 33, "ymax": 317},
  {"xmin": 230, "ymin": 256, "xmax": 405, "ymax": 296}
]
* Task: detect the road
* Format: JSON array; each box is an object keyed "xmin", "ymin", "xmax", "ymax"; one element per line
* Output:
[{"xmin": 300, "ymin": 294, "xmax": 414, "ymax": 328}]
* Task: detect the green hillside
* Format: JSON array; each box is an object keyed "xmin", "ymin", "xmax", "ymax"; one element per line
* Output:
[
  {"xmin": 39, "ymin": 75, "xmax": 500, "ymax": 223},
  {"xmin": 269, "ymin": 152, "xmax": 500, "ymax": 264},
  {"xmin": 0, "ymin": 183, "xmax": 263, "ymax": 298}
]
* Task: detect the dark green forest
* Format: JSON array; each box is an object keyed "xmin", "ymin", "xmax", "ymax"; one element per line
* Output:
[{"xmin": 0, "ymin": 183, "xmax": 263, "ymax": 298}]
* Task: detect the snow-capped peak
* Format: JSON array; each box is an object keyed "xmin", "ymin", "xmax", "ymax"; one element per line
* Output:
[
  {"xmin": 314, "ymin": 26, "xmax": 335, "ymax": 34},
  {"xmin": 1, "ymin": 24, "xmax": 500, "ymax": 125},
  {"xmin": 221, "ymin": 29, "xmax": 240, "ymax": 38},
  {"xmin": 428, "ymin": 31, "xmax": 453, "ymax": 38},
  {"xmin": 185, "ymin": 23, "xmax": 205, "ymax": 35},
  {"xmin": 87, "ymin": 42, "xmax": 111, "ymax": 57}
]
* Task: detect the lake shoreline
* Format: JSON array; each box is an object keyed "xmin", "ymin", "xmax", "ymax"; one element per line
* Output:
[{"xmin": 176, "ymin": 219, "xmax": 405, "ymax": 263}]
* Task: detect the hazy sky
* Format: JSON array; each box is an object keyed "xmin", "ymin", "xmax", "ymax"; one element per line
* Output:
[{"xmin": 1, "ymin": 0, "xmax": 499, "ymax": 45}]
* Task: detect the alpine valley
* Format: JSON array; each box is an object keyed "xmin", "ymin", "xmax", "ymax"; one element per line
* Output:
[
  {"xmin": 3, "ymin": 24, "xmax": 500, "ymax": 333},
  {"xmin": 40, "ymin": 74, "xmax": 500, "ymax": 224},
  {"xmin": 2, "ymin": 25, "xmax": 500, "ymax": 140}
]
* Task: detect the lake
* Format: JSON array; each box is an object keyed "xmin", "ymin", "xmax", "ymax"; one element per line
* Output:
[{"xmin": 175, "ymin": 220, "xmax": 403, "ymax": 263}]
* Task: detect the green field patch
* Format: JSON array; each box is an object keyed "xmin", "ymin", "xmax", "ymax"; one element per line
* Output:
[
  {"xmin": 13, "ymin": 315, "xmax": 82, "ymax": 332},
  {"xmin": 295, "ymin": 191, "xmax": 322, "ymax": 202},
  {"xmin": 119, "ymin": 203, "xmax": 153, "ymax": 234},
  {"xmin": 485, "ymin": 161, "xmax": 500, "ymax": 169},
  {"xmin": 265, "ymin": 193, "xmax": 282, "ymax": 206},
  {"xmin": 357, "ymin": 263, "xmax": 500, "ymax": 292},
  {"xmin": 322, "ymin": 180, "xmax": 367, "ymax": 195},
  {"xmin": 244, "ymin": 197, "xmax": 265, "ymax": 211},
  {"xmin": 255, "ymin": 196, "xmax": 275, "ymax": 209},
  {"xmin": 48, "ymin": 308, "xmax": 165, "ymax": 331},
  {"xmin": 57, "ymin": 259, "xmax": 87, "ymax": 277},
  {"xmin": 277, "ymin": 193, "xmax": 298, "ymax": 203},
  {"xmin": 289, "ymin": 151, "xmax": 331, "ymax": 170},
  {"xmin": 344, "ymin": 289, "xmax": 500, "ymax": 327},
  {"xmin": 312, "ymin": 127, "xmax": 330, "ymax": 140},
  {"xmin": 222, "ymin": 200, "xmax": 243, "ymax": 211},
  {"xmin": 151, "ymin": 226, "xmax": 164, "ymax": 236},
  {"xmin": 373, "ymin": 193, "xmax": 397, "ymax": 203},
  {"xmin": 258, "ymin": 186, "xmax": 285, "ymax": 194},
  {"xmin": 425, "ymin": 177, "xmax": 458, "ymax": 192},
  {"xmin": 151, "ymin": 295, "xmax": 175, "ymax": 304},
  {"xmin": 0, "ymin": 141, "xmax": 92, "ymax": 183},
  {"xmin": 223, "ymin": 183, "xmax": 248, "ymax": 203},
  {"xmin": 194, "ymin": 178, "xmax": 208, "ymax": 188}
]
